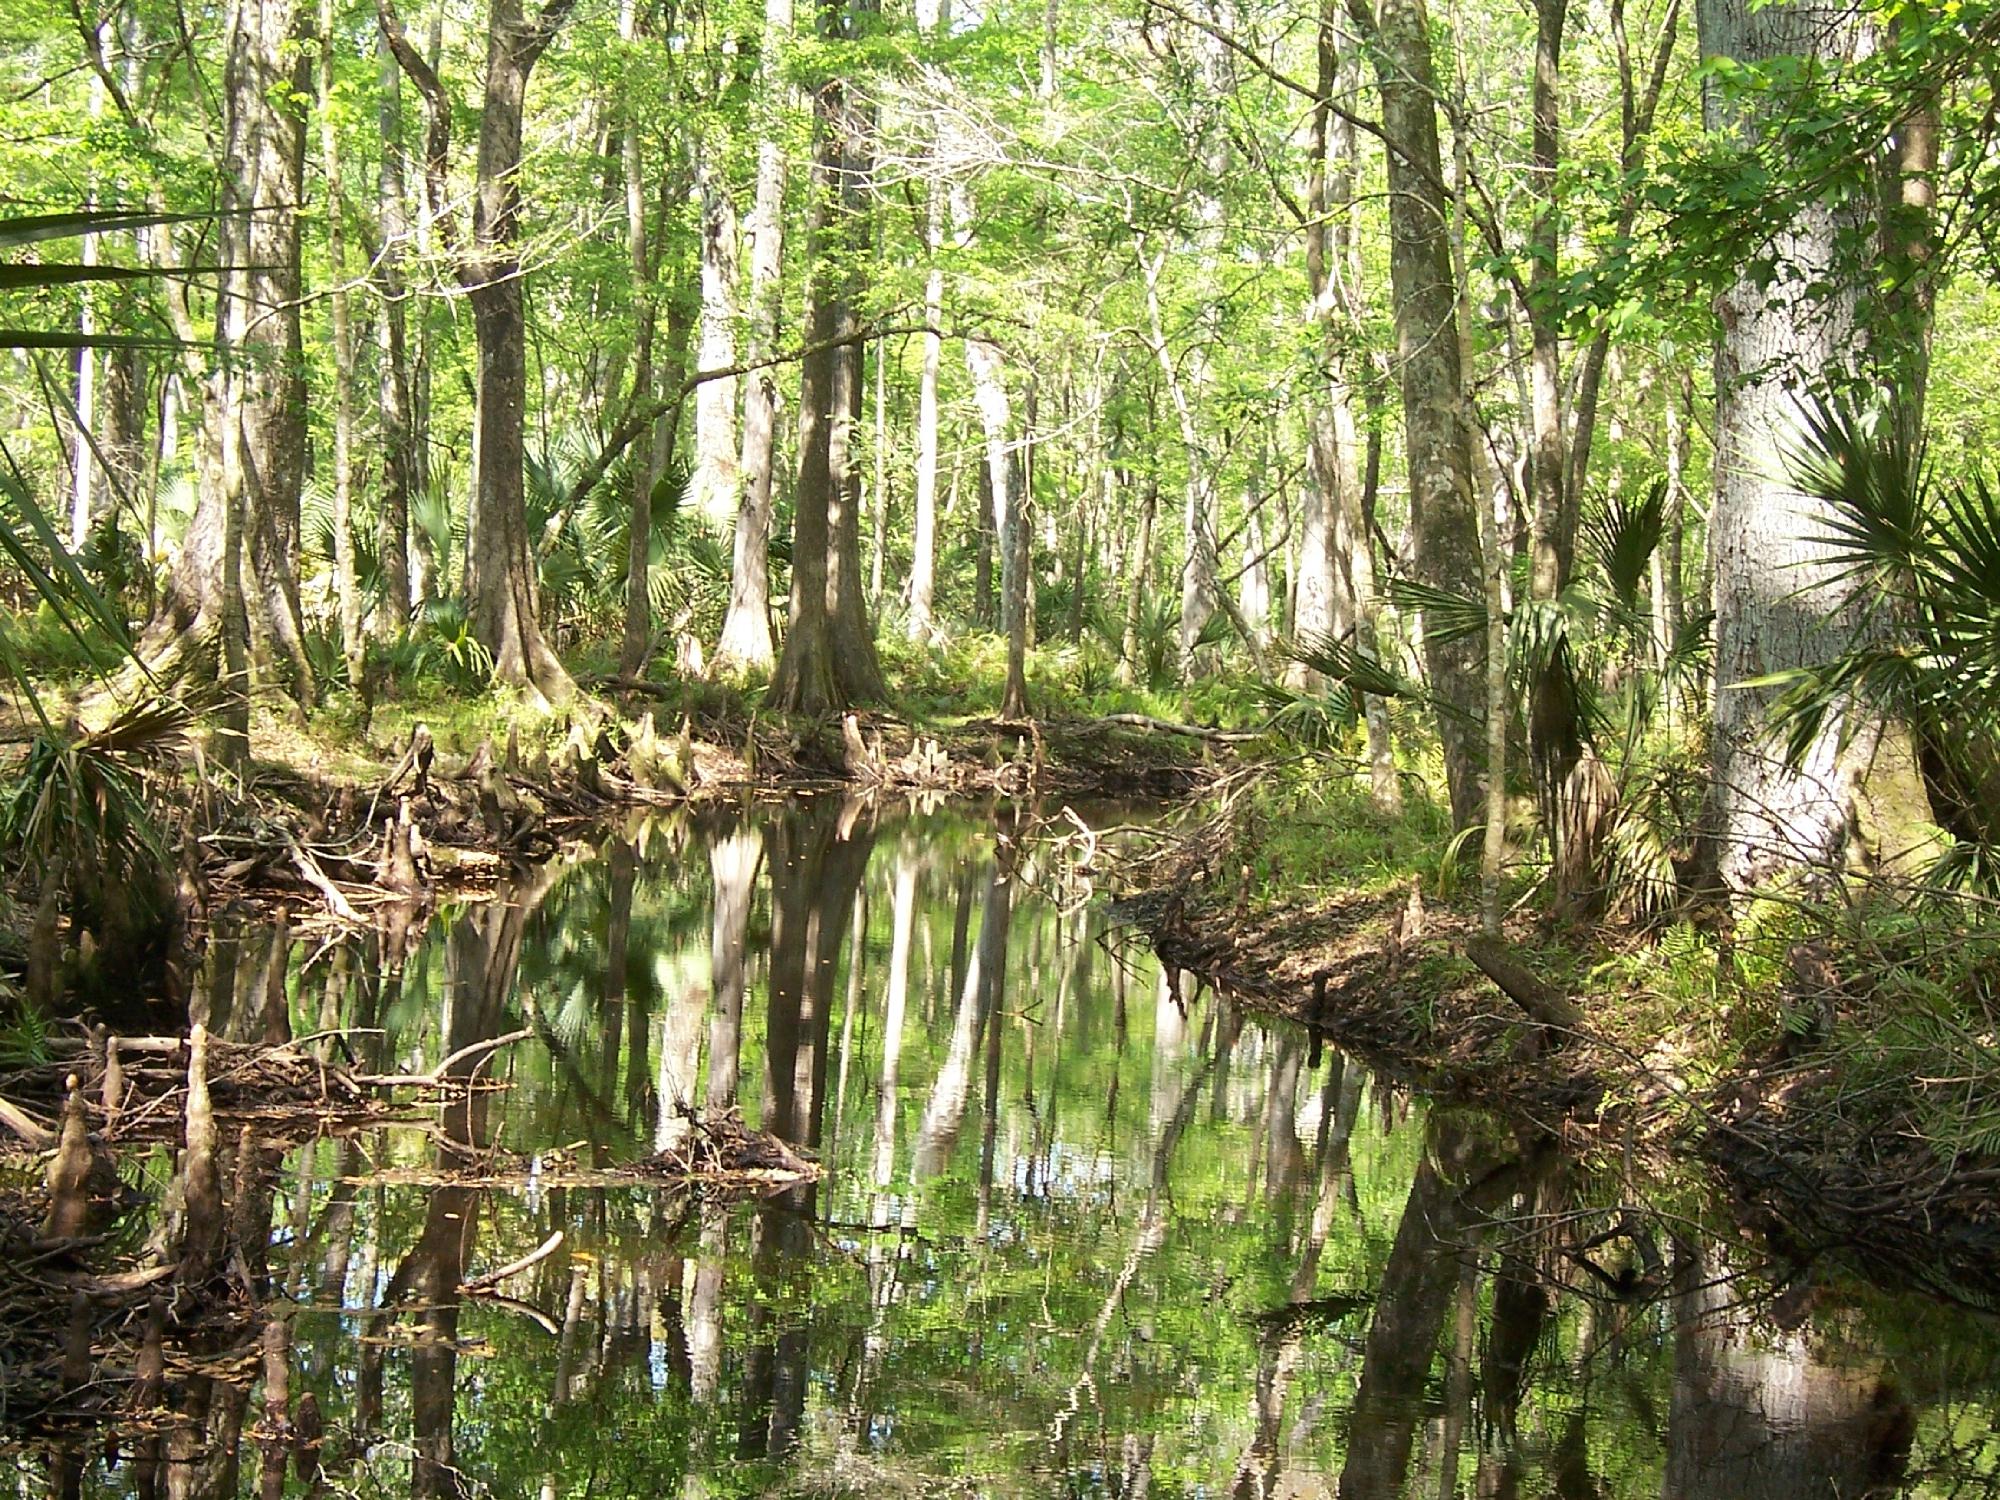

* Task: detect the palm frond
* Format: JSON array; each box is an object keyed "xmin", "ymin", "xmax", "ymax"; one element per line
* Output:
[
  {"xmin": 1288, "ymin": 628, "xmax": 1414, "ymax": 700},
  {"xmin": 1583, "ymin": 478, "xmax": 1667, "ymax": 619},
  {"xmin": 1384, "ymin": 575, "xmax": 1487, "ymax": 647}
]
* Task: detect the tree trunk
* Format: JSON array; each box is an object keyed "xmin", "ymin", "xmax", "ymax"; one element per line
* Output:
[
  {"xmin": 132, "ymin": 0, "xmax": 316, "ymax": 740},
  {"xmin": 1153, "ymin": 264, "xmax": 1220, "ymax": 679},
  {"xmin": 459, "ymin": 0, "xmax": 577, "ymax": 705},
  {"xmin": 1354, "ymin": 0, "xmax": 1488, "ymax": 830},
  {"xmin": 1696, "ymin": 0, "xmax": 1893, "ymax": 890},
  {"xmin": 967, "ymin": 336, "xmax": 1029, "ymax": 717},
  {"xmin": 614, "ymin": 0, "xmax": 662, "ymax": 680},
  {"xmin": 767, "ymin": 8, "xmax": 885, "ymax": 714},
  {"xmin": 322, "ymin": 0, "xmax": 364, "ymax": 688},
  {"xmin": 373, "ymin": 30, "xmax": 415, "ymax": 636},
  {"xmin": 907, "ymin": 169, "xmax": 945, "ymax": 643},
  {"xmin": 690, "ymin": 149, "xmax": 740, "ymax": 533},
  {"xmin": 1119, "ymin": 475, "xmax": 1157, "ymax": 683},
  {"xmin": 1524, "ymin": 0, "xmax": 1570, "ymax": 599},
  {"xmin": 1665, "ymin": 1247, "xmax": 1912, "ymax": 1498},
  {"xmin": 713, "ymin": 0, "xmax": 793, "ymax": 673}
]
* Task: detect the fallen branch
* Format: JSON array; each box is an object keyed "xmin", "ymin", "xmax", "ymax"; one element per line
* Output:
[
  {"xmin": 0, "ymin": 1095, "xmax": 55, "ymax": 1149},
  {"xmin": 360, "ymin": 1028, "xmax": 533, "ymax": 1087},
  {"xmin": 461, "ymin": 1230, "xmax": 565, "ymax": 1293},
  {"xmin": 289, "ymin": 841, "xmax": 362, "ymax": 923},
  {"xmin": 1090, "ymin": 713, "xmax": 1266, "ymax": 744}
]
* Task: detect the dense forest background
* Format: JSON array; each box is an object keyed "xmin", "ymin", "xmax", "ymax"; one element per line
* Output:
[{"xmin": 4, "ymin": 0, "xmax": 2000, "ymax": 906}]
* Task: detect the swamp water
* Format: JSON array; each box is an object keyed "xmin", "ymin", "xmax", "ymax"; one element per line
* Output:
[{"xmin": 14, "ymin": 798, "xmax": 2000, "ymax": 1497}]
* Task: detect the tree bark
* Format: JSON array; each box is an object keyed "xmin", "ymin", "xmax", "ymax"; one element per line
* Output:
[
  {"xmin": 464, "ymin": 0, "xmax": 576, "ymax": 704},
  {"xmin": 1524, "ymin": 0, "xmax": 1570, "ymax": 599},
  {"xmin": 1696, "ymin": 0, "xmax": 1897, "ymax": 890},
  {"xmin": 967, "ymin": 336, "xmax": 1029, "ymax": 717},
  {"xmin": 689, "ymin": 150, "xmax": 740, "ymax": 533},
  {"xmin": 907, "ymin": 118, "xmax": 946, "ymax": 643},
  {"xmin": 322, "ymin": 0, "xmax": 364, "ymax": 688},
  {"xmin": 713, "ymin": 0, "xmax": 794, "ymax": 673},
  {"xmin": 132, "ymin": 0, "xmax": 316, "ymax": 745},
  {"xmin": 380, "ymin": 0, "xmax": 579, "ymax": 705},
  {"xmin": 613, "ymin": 0, "xmax": 663, "ymax": 679},
  {"xmin": 373, "ymin": 30, "xmax": 415, "ymax": 636},
  {"xmin": 1305, "ymin": 18, "xmax": 1399, "ymax": 811},
  {"xmin": 1119, "ymin": 474, "xmax": 1157, "ymax": 683},
  {"xmin": 767, "ymin": 4, "xmax": 886, "ymax": 714},
  {"xmin": 1353, "ymin": 0, "xmax": 1488, "ymax": 830}
]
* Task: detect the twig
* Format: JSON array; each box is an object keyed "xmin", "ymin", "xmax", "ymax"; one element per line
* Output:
[
  {"xmin": 461, "ymin": 1230, "xmax": 565, "ymax": 1293},
  {"xmin": 360, "ymin": 1028, "xmax": 533, "ymax": 1087}
]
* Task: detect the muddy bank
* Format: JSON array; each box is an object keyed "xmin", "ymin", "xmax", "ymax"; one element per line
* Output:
[{"xmin": 1124, "ymin": 882, "xmax": 2000, "ymax": 1313}]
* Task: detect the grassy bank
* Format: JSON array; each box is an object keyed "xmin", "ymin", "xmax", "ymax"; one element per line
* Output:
[{"xmin": 1128, "ymin": 756, "xmax": 2000, "ymax": 1309}]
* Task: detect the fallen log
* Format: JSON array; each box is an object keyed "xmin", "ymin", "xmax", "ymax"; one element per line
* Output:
[
  {"xmin": 1464, "ymin": 935, "xmax": 1586, "ymax": 1031},
  {"xmin": 1096, "ymin": 712, "xmax": 1264, "ymax": 744}
]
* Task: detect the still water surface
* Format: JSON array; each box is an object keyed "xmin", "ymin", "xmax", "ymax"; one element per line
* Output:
[{"xmin": 31, "ymin": 799, "xmax": 2000, "ymax": 1496}]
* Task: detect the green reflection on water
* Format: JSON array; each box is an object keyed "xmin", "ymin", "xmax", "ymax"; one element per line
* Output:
[{"xmin": 30, "ymin": 799, "xmax": 2000, "ymax": 1497}]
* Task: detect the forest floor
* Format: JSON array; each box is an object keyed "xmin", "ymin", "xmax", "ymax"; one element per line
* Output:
[{"xmin": 1120, "ymin": 795, "xmax": 2000, "ymax": 1313}]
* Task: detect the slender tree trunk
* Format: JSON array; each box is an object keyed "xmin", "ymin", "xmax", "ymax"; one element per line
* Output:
[
  {"xmin": 1294, "ymin": 0, "xmax": 1356, "ymax": 670},
  {"xmin": 967, "ymin": 337, "xmax": 1029, "ymax": 716},
  {"xmin": 1353, "ymin": 0, "xmax": 1488, "ymax": 830},
  {"xmin": 1151, "ymin": 270, "xmax": 1219, "ymax": 677},
  {"xmin": 70, "ymin": 53, "xmax": 105, "ymax": 551},
  {"xmin": 713, "ymin": 0, "xmax": 793, "ymax": 672},
  {"xmin": 870, "ymin": 332, "xmax": 888, "ymax": 606},
  {"xmin": 373, "ymin": 31, "xmax": 414, "ymax": 635},
  {"xmin": 690, "ymin": 150, "xmax": 740, "ymax": 532},
  {"xmin": 1119, "ymin": 475, "xmax": 1156, "ymax": 683},
  {"xmin": 907, "ymin": 168, "xmax": 945, "ymax": 642},
  {"xmin": 613, "ymin": 0, "xmax": 661, "ymax": 679},
  {"xmin": 1524, "ymin": 0, "xmax": 1570, "ymax": 599},
  {"xmin": 1664, "ymin": 366, "xmax": 1689, "ymax": 649},
  {"xmin": 322, "ymin": 0, "xmax": 364, "ymax": 687}
]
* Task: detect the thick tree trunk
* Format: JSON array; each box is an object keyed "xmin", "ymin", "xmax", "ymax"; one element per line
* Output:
[
  {"xmin": 713, "ymin": 0, "xmax": 793, "ymax": 673},
  {"xmin": 1697, "ymin": 0, "xmax": 1894, "ymax": 890},
  {"xmin": 1354, "ymin": 0, "xmax": 1488, "ymax": 830},
  {"xmin": 460, "ymin": 0, "xmax": 577, "ymax": 705},
  {"xmin": 132, "ymin": 0, "xmax": 315, "ymax": 741},
  {"xmin": 1302, "ymin": 19, "xmax": 1399, "ymax": 810},
  {"xmin": 1664, "ymin": 1248, "xmax": 1912, "ymax": 1498},
  {"xmin": 767, "ymin": 13, "xmax": 885, "ymax": 714}
]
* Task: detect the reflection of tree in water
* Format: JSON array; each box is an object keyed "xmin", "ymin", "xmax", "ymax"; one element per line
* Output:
[
  {"xmin": 355, "ymin": 869, "xmax": 556, "ymax": 1499},
  {"xmin": 738, "ymin": 806, "xmax": 875, "ymax": 1460},
  {"xmin": 52, "ymin": 802, "xmax": 2000, "ymax": 1500},
  {"xmin": 1664, "ymin": 1247, "xmax": 1912, "ymax": 1500}
]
